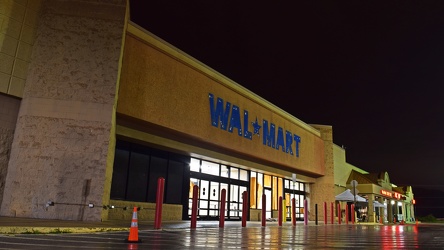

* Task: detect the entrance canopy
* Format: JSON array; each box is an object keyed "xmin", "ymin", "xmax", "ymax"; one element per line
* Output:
[
  {"xmin": 335, "ymin": 189, "xmax": 367, "ymax": 202},
  {"xmin": 373, "ymin": 200, "xmax": 386, "ymax": 208}
]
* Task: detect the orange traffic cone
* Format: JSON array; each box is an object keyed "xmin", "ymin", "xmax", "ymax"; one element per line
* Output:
[{"xmin": 126, "ymin": 207, "xmax": 141, "ymax": 243}]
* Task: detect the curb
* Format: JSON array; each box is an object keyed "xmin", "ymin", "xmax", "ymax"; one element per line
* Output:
[{"xmin": 0, "ymin": 227, "xmax": 129, "ymax": 234}]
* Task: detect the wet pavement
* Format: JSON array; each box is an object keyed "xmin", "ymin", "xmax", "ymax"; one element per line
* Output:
[
  {"xmin": 1, "ymin": 223, "xmax": 444, "ymax": 249},
  {"xmin": 0, "ymin": 217, "xmax": 443, "ymax": 249}
]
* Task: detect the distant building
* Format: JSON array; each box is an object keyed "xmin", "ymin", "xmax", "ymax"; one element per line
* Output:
[{"xmin": 334, "ymin": 145, "xmax": 415, "ymax": 223}]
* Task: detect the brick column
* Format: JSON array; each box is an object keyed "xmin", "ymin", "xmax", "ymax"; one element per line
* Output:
[
  {"xmin": 0, "ymin": 0, "xmax": 127, "ymax": 221},
  {"xmin": 309, "ymin": 125, "xmax": 335, "ymax": 222},
  {"xmin": 367, "ymin": 194, "xmax": 375, "ymax": 222},
  {"xmin": 378, "ymin": 197, "xmax": 385, "ymax": 223}
]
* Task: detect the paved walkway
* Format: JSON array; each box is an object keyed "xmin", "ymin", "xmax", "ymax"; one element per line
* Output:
[
  {"xmin": 1, "ymin": 217, "xmax": 441, "ymax": 249},
  {"xmin": 0, "ymin": 216, "xmax": 393, "ymax": 234}
]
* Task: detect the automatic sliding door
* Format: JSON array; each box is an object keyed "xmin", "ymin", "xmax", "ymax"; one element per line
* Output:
[
  {"xmin": 188, "ymin": 158, "xmax": 249, "ymax": 221},
  {"xmin": 265, "ymin": 188, "xmax": 272, "ymax": 219},
  {"xmin": 209, "ymin": 181, "xmax": 220, "ymax": 217},
  {"xmin": 229, "ymin": 184, "xmax": 239, "ymax": 219},
  {"xmin": 199, "ymin": 180, "xmax": 209, "ymax": 218},
  {"xmin": 227, "ymin": 184, "xmax": 247, "ymax": 219}
]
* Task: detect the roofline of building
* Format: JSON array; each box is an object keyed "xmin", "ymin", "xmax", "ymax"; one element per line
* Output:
[{"xmin": 126, "ymin": 21, "xmax": 322, "ymax": 137}]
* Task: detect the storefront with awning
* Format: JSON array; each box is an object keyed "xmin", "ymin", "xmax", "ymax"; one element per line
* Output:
[{"xmin": 333, "ymin": 145, "xmax": 415, "ymax": 224}]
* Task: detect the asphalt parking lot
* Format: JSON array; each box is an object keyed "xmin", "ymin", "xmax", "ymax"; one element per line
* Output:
[{"xmin": 1, "ymin": 218, "xmax": 443, "ymax": 249}]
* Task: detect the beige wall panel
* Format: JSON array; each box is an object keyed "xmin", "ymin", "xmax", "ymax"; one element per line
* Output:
[
  {"xmin": 0, "ymin": 72, "xmax": 10, "ymax": 92},
  {"xmin": 107, "ymin": 200, "xmax": 182, "ymax": 221},
  {"xmin": 0, "ymin": 94, "xmax": 20, "ymax": 208},
  {"xmin": 8, "ymin": 76, "xmax": 24, "ymax": 96},
  {"xmin": 0, "ymin": 0, "xmax": 42, "ymax": 97},
  {"xmin": 0, "ymin": 0, "xmax": 127, "ymax": 221},
  {"xmin": 118, "ymin": 34, "xmax": 325, "ymax": 177},
  {"xmin": 333, "ymin": 145, "xmax": 348, "ymax": 186},
  {"xmin": 0, "ymin": 53, "xmax": 14, "ymax": 74}
]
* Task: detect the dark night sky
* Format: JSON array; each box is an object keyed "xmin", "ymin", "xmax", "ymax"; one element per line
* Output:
[{"xmin": 130, "ymin": 1, "xmax": 444, "ymax": 215}]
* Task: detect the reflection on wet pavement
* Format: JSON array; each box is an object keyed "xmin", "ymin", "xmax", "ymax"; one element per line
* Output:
[
  {"xmin": 2, "ymin": 223, "xmax": 444, "ymax": 249},
  {"xmin": 136, "ymin": 224, "xmax": 444, "ymax": 249}
]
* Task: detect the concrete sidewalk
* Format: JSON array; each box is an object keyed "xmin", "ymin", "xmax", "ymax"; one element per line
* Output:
[
  {"xmin": 0, "ymin": 216, "xmax": 394, "ymax": 234},
  {"xmin": 0, "ymin": 216, "xmax": 131, "ymax": 234}
]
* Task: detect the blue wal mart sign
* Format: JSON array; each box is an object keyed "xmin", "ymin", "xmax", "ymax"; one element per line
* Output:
[{"xmin": 209, "ymin": 93, "xmax": 301, "ymax": 157}]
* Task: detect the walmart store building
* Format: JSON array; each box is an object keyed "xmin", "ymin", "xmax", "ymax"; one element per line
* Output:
[{"xmin": 0, "ymin": 0, "xmax": 367, "ymax": 223}]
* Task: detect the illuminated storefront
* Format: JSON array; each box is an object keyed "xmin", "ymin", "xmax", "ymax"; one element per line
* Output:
[
  {"xmin": 339, "ymin": 169, "xmax": 415, "ymax": 223},
  {"xmin": 110, "ymin": 138, "xmax": 309, "ymax": 221},
  {"xmin": 186, "ymin": 158, "xmax": 306, "ymax": 221},
  {"xmin": 334, "ymin": 145, "xmax": 415, "ymax": 224},
  {"xmin": 1, "ymin": 1, "xmax": 337, "ymax": 222},
  {"xmin": 0, "ymin": 1, "xmax": 415, "ymax": 223},
  {"xmin": 107, "ymin": 21, "xmax": 335, "ymax": 222}
]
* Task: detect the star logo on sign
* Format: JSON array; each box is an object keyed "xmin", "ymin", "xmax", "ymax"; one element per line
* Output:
[{"xmin": 252, "ymin": 117, "xmax": 261, "ymax": 136}]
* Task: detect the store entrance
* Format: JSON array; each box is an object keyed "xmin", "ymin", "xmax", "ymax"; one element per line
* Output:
[
  {"xmin": 188, "ymin": 158, "xmax": 249, "ymax": 221},
  {"xmin": 284, "ymin": 192, "xmax": 305, "ymax": 221},
  {"xmin": 190, "ymin": 178, "xmax": 248, "ymax": 220},
  {"xmin": 284, "ymin": 179, "xmax": 305, "ymax": 221}
]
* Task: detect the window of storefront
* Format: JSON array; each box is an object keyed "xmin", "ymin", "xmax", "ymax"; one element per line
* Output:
[
  {"xmin": 249, "ymin": 171, "xmax": 305, "ymax": 220},
  {"xmin": 110, "ymin": 140, "xmax": 189, "ymax": 204}
]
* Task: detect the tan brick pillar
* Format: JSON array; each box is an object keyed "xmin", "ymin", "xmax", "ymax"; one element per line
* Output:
[
  {"xmin": 367, "ymin": 194, "xmax": 375, "ymax": 222},
  {"xmin": 387, "ymin": 200, "xmax": 394, "ymax": 223},
  {"xmin": 309, "ymin": 125, "xmax": 335, "ymax": 222},
  {"xmin": 0, "ymin": 0, "xmax": 127, "ymax": 221},
  {"xmin": 378, "ymin": 197, "xmax": 385, "ymax": 223}
]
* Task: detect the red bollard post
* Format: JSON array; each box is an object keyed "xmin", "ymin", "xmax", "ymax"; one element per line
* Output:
[
  {"xmin": 191, "ymin": 185, "xmax": 198, "ymax": 229},
  {"xmin": 351, "ymin": 204, "xmax": 355, "ymax": 224},
  {"xmin": 324, "ymin": 202, "xmax": 327, "ymax": 225},
  {"xmin": 345, "ymin": 204, "xmax": 349, "ymax": 225},
  {"xmin": 338, "ymin": 203, "xmax": 341, "ymax": 225},
  {"xmin": 304, "ymin": 199, "xmax": 308, "ymax": 225},
  {"xmin": 278, "ymin": 196, "xmax": 283, "ymax": 226},
  {"xmin": 242, "ymin": 191, "xmax": 248, "ymax": 227},
  {"xmin": 154, "ymin": 177, "xmax": 165, "ymax": 229},
  {"xmin": 219, "ymin": 189, "xmax": 226, "ymax": 228},
  {"xmin": 262, "ymin": 194, "xmax": 266, "ymax": 227},
  {"xmin": 331, "ymin": 202, "xmax": 334, "ymax": 224}
]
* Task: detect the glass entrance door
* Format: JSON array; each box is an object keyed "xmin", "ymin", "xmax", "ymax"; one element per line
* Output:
[
  {"xmin": 188, "ymin": 158, "xmax": 249, "ymax": 221},
  {"xmin": 265, "ymin": 188, "xmax": 272, "ymax": 219},
  {"xmin": 189, "ymin": 177, "xmax": 248, "ymax": 220},
  {"xmin": 228, "ymin": 184, "xmax": 247, "ymax": 219},
  {"xmin": 284, "ymin": 179, "xmax": 305, "ymax": 221},
  {"xmin": 284, "ymin": 192, "xmax": 305, "ymax": 221},
  {"xmin": 208, "ymin": 181, "xmax": 220, "ymax": 218}
]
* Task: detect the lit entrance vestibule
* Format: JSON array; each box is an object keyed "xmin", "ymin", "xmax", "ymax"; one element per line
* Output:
[
  {"xmin": 188, "ymin": 158, "xmax": 306, "ymax": 221},
  {"xmin": 284, "ymin": 179, "xmax": 305, "ymax": 221},
  {"xmin": 189, "ymin": 159, "xmax": 248, "ymax": 220}
]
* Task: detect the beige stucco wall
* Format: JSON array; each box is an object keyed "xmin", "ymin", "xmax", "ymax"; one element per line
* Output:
[
  {"xmin": 333, "ymin": 144, "xmax": 369, "ymax": 193},
  {"xmin": 333, "ymin": 145, "xmax": 348, "ymax": 195},
  {"xmin": 0, "ymin": 0, "xmax": 127, "ymax": 221},
  {"xmin": 0, "ymin": 0, "xmax": 41, "ymax": 97},
  {"xmin": 117, "ymin": 24, "xmax": 325, "ymax": 178},
  {"xmin": 107, "ymin": 200, "xmax": 182, "ymax": 221},
  {"xmin": 0, "ymin": 94, "xmax": 20, "ymax": 207}
]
